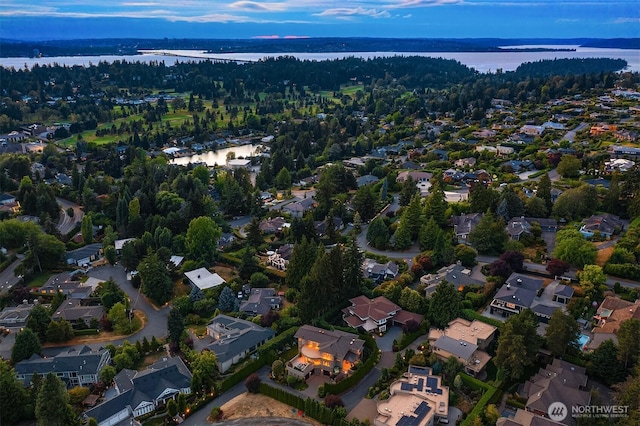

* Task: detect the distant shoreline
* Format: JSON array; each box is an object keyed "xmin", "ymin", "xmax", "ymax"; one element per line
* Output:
[{"xmin": 1, "ymin": 37, "xmax": 636, "ymax": 59}]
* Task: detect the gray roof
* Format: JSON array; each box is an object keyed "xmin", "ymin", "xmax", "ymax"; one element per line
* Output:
[
  {"xmin": 494, "ymin": 285, "xmax": 537, "ymax": 310},
  {"xmin": 206, "ymin": 315, "xmax": 275, "ymax": 364},
  {"xmin": 531, "ymin": 303, "xmax": 558, "ymax": 318},
  {"xmin": 444, "ymin": 265, "xmax": 484, "ymax": 287},
  {"xmin": 239, "ymin": 288, "xmax": 281, "ymax": 316},
  {"xmin": 452, "ymin": 213, "xmax": 483, "ymax": 235},
  {"xmin": 51, "ymin": 299, "xmax": 103, "ymax": 321},
  {"xmin": 15, "ymin": 345, "xmax": 108, "ymax": 383},
  {"xmin": 433, "ymin": 335, "xmax": 477, "ymax": 361},
  {"xmin": 554, "ymin": 284, "xmax": 575, "ymax": 298},
  {"xmin": 294, "ymin": 325, "xmax": 365, "ymax": 360},
  {"xmin": 85, "ymin": 357, "xmax": 191, "ymax": 423},
  {"xmin": 505, "ymin": 273, "xmax": 544, "ymax": 292},
  {"xmin": 65, "ymin": 243, "xmax": 102, "ymax": 262}
]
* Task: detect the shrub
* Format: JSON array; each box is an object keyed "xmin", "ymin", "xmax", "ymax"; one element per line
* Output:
[
  {"xmin": 245, "ymin": 373, "xmax": 261, "ymax": 393},
  {"xmin": 324, "ymin": 394, "xmax": 344, "ymax": 408},
  {"xmin": 209, "ymin": 407, "xmax": 223, "ymax": 421}
]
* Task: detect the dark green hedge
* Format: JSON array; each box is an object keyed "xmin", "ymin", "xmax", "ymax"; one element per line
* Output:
[
  {"xmin": 259, "ymin": 383, "xmax": 349, "ymax": 426},
  {"xmin": 74, "ymin": 329, "xmax": 100, "ymax": 336},
  {"xmin": 461, "ymin": 309, "xmax": 504, "ymax": 329},
  {"xmin": 459, "ymin": 373, "xmax": 501, "ymax": 426}
]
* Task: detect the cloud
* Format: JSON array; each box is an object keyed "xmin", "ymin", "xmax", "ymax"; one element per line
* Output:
[
  {"xmin": 403, "ymin": 13, "xmax": 412, "ymax": 17},
  {"xmin": 229, "ymin": 1, "xmax": 287, "ymax": 12},
  {"xmin": 315, "ymin": 8, "xmax": 391, "ymax": 19},
  {"xmin": 614, "ymin": 17, "xmax": 640, "ymax": 24},
  {"xmin": 385, "ymin": 0, "xmax": 462, "ymax": 9}
]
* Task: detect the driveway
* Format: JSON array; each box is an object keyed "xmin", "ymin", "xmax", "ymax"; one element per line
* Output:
[
  {"xmin": 56, "ymin": 197, "xmax": 84, "ymax": 236},
  {"xmin": 374, "ymin": 326, "xmax": 402, "ymax": 352}
]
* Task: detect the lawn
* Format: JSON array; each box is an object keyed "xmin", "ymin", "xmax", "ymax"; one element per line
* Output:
[{"xmin": 27, "ymin": 272, "xmax": 52, "ymax": 288}]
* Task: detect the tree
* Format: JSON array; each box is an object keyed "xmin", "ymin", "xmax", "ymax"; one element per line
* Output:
[
  {"xmin": 546, "ymin": 258, "xmax": 570, "ymax": 277},
  {"xmin": 399, "ymin": 287, "xmax": 426, "ymax": 314},
  {"xmin": 104, "ymin": 245, "xmax": 117, "ymax": 265},
  {"xmin": 68, "ymin": 386, "xmax": 90, "ymax": 405},
  {"xmin": 495, "ymin": 309, "xmax": 540, "ymax": 380},
  {"xmin": 588, "ymin": 339, "xmax": 626, "ymax": 385},
  {"xmin": 167, "ymin": 399, "xmax": 178, "ymax": 417},
  {"xmin": 246, "ymin": 217, "xmax": 263, "ymax": 248},
  {"xmin": 81, "ymin": 214, "xmax": 93, "ymax": 244},
  {"xmin": 454, "ymin": 244, "xmax": 476, "ymax": 267},
  {"xmin": 552, "ymin": 185, "xmax": 599, "ymax": 220},
  {"xmin": 617, "ymin": 319, "xmax": 640, "ymax": 369},
  {"xmin": 274, "ymin": 167, "xmax": 292, "ymax": 190},
  {"xmin": 36, "ymin": 373, "xmax": 80, "ymax": 426},
  {"xmin": 26, "ymin": 303, "xmax": 51, "ymax": 341},
  {"xmin": 497, "ymin": 188, "xmax": 525, "ymax": 221},
  {"xmin": 399, "ymin": 175, "xmax": 417, "ymax": 206},
  {"xmin": 120, "ymin": 240, "xmax": 139, "ymax": 271},
  {"xmin": 108, "ymin": 302, "xmax": 132, "ymax": 335},
  {"xmin": 285, "ymin": 236, "xmax": 317, "ymax": 290},
  {"xmin": 545, "ymin": 310, "xmax": 580, "ymax": 357},
  {"xmin": 88, "ymin": 419, "xmax": 98, "ymax": 426},
  {"xmin": 578, "ymin": 264, "xmax": 606, "ymax": 299},
  {"xmin": 342, "ymin": 237, "xmax": 365, "ymax": 300},
  {"xmin": 0, "ymin": 359, "xmax": 29, "ymax": 425},
  {"xmin": 353, "ymin": 185, "xmax": 377, "ymax": 222},
  {"xmin": 100, "ymin": 365, "xmax": 117, "ymax": 385},
  {"xmin": 178, "ymin": 393, "xmax": 187, "ymax": 413},
  {"xmin": 392, "ymin": 217, "xmax": 412, "ymax": 250},
  {"xmin": 500, "ymin": 251, "xmax": 524, "ymax": 272},
  {"xmin": 239, "ymin": 246, "xmax": 259, "ymax": 280},
  {"xmin": 185, "ymin": 216, "xmax": 221, "ymax": 263},
  {"xmin": 419, "ymin": 216, "xmax": 441, "ymax": 251},
  {"xmin": 366, "ymin": 217, "xmax": 390, "ymax": 249},
  {"xmin": 556, "ymin": 155, "xmax": 582, "ymax": 178},
  {"xmin": 249, "ymin": 272, "xmax": 269, "ymax": 288},
  {"xmin": 46, "ymin": 319, "xmax": 74, "ymax": 342},
  {"xmin": 424, "ymin": 181, "xmax": 448, "ymax": 227},
  {"xmin": 469, "ymin": 184, "xmax": 500, "ymax": 214},
  {"xmin": 12, "ymin": 328, "xmax": 41, "ymax": 363},
  {"xmin": 167, "ymin": 308, "xmax": 184, "ymax": 346},
  {"xmin": 138, "ymin": 252, "xmax": 174, "ymax": 304},
  {"xmin": 612, "ymin": 367, "xmax": 640, "ymax": 426},
  {"xmin": 485, "ymin": 404, "xmax": 500, "ymax": 424},
  {"xmin": 272, "ymin": 359, "xmax": 285, "ymax": 381},
  {"xmin": 405, "ymin": 194, "xmax": 424, "ymax": 239},
  {"xmin": 245, "ymin": 373, "xmax": 261, "ymax": 393},
  {"xmin": 537, "ymin": 172, "xmax": 553, "ymax": 213},
  {"xmin": 468, "ymin": 211, "xmax": 508, "ymax": 255},
  {"xmin": 429, "ymin": 282, "xmax": 461, "ymax": 328},
  {"xmin": 324, "ymin": 394, "xmax": 344, "ymax": 409},
  {"xmin": 553, "ymin": 229, "xmax": 596, "ymax": 268},
  {"xmin": 525, "ymin": 196, "xmax": 548, "ymax": 218},
  {"xmin": 218, "ymin": 286, "xmax": 239, "ymax": 312}
]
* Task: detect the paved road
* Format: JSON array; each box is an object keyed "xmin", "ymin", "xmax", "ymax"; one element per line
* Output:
[
  {"xmin": 42, "ymin": 264, "xmax": 170, "ymax": 356},
  {"xmin": 217, "ymin": 419, "xmax": 315, "ymax": 426},
  {"xmin": 0, "ymin": 257, "xmax": 23, "ymax": 294},
  {"xmin": 562, "ymin": 122, "xmax": 589, "ymax": 143},
  {"xmin": 56, "ymin": 197, "xmax": 84, "ymax": 236}
]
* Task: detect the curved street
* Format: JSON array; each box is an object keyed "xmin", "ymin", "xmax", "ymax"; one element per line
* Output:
[{"xmin": 56, "ymin": 197, "xmax": 84, "ymax": 236}]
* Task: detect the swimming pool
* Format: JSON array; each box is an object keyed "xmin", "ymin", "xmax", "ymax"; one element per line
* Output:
[{"xmin": 577, "ymin": 333, "xmax": 590, "ymax": 350}]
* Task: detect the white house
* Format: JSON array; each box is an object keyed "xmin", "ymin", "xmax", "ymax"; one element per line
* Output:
[{"xmin": 184, "ymin": 268, "xmax": 226, "ymax": 290}]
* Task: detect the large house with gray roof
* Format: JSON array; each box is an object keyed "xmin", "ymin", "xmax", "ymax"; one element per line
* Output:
[
  {"xmin": 15, "ymin": 345, "xmax": 111, "ymax": 388},
  {"xmin": 205, "ymin": 315, "xmax": 275, "ymax": 373},
  {"xmin": 84, "ymin": 357, "xmax": 191, "ymax": 426}
]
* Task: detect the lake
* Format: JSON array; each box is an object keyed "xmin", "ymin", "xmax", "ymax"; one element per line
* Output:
[
  {"xmin": 170, "ymin": 143, "xmax": 261, "ymax": 167},
  {"xmin": 1, "ymin": 46, "xmax": 639, "ymax": 73}
]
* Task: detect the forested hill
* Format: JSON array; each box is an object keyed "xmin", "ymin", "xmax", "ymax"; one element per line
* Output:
[
  {"xmin": 515, "ymin": 58, "xmax": 629, "ymax": 77},
  {"xmin": 2, "ymin": 37, "xmax": 634, "ymax": 58}
]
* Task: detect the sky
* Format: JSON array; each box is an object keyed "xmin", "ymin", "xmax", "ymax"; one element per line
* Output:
[{"xmin": 0, "ymin": 0, "xmax": 639, "ymax": 41}]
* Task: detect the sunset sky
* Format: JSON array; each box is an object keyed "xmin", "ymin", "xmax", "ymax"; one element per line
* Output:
[{"xmin": 1, "ymin": 0, "xmax": 638, "ymax": 40}]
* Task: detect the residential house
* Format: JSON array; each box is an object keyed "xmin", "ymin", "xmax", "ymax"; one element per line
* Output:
[
  {"xmin": 587, "ymin": 296, "xmax": 640, "ymax": 350},
  {"xmin": 217, "ymin": 232, "xmax": 235, "ymax": 250},
  {"xmin": 239, "ymin": 288, "xmax": 282, "ymax": 316},
  {"xmin": 184, "ymin": 268, "xmax": 226, "ymax": 291},
  {"xmin": 428, "ymin": 318, "xmax": 497, "ymax": 376},
  {"xmin": 552, "ymin": 285, "xmax": 575, "ymax": 305},
  {"xmin": 520, "ymin": 125, "xmax": 545, "ymax": 136},
  {"xmin": 520, "ymin": 359, "xmax": 590, "ymax": 425},
  {"xmin": 496, "ymin": 145, "xmax": 515, "ymax": 156},
  {"xmin": 0, "ymin": 193, "xmax": 16, "ymax": 205},
  {"xmin": 342, "ymin": 295, "xmax": 423, "ymax": 334},
  {"xmin": 489, "ymin": 274, "xmax": 544, "ymax": 319},
  {"xmin": 454, "ymin": 157, "xmax": 477, "ymax": 168},
  {"xmin": 15, "ymin": 345, "xmax": 111, "ymax": 387},
  {"xmin": 268, "ymin": 244, "xmax": 294, "ymax": 271},
  {"xmin": 84, "ymin": 357, "xmax": 191, "ymax": 426},
  {"xmin": 37, "ymin": 272, "xmax": 101, "ymax": 298},
  {"xmin": 506, "ymin": 217, "xmax": 557, "ymax": 241},
  {"xmin": 503, "ymin": 160, "xmax": 535, "ymax": 173},
  {"xmin": 452, "ymin": 213, "xmax": 483, "ymax": 245},
  {"xmin": 356, "ymin": 174, "xmax": 380, "ymax": 187},
  {"xmin": 51, "ymin": 299, "xmax": 104, "ymax": 328},
  {"xmin": 396, "ymin": 171, "xmax": 433, "ymax": 184},
  {"xmin": 226, "ymin": 159, "xmax": 251, "ymax": 169},
  {"xmin": 375, "ymin": 365, "xmax": 449, "ymax": 426},
  {"xmin": 314, "ymin": 216, "xmax": 344, "ymax": 237},
  {"xmin": 282, "ymin": 197, "xmax": 315, "ymax": 218},
  {"xmin": 497, "ymin": 409, "xmax": 566, "ymax": 426},
  {"xmin": 579, "ymin": 213, "xmax": 624, "ymax": 239},
  {"xmin": 604, "ymin": 158, "xmax": 635, "ymax": 173},
  {"xmin": 114, "ymin": 238, "xmax": 136, "ymax": 254},
  {"xmin": 259, "ymin": 216, "xmax": 288, "ymax": 234},
  {"xmin": 205, "ymin": 315, "xmax": 275, "ymax": 373},
  {"xmin": 65, "ymin": 243, "xmax": 103, "ymax": 267},
  {"xmin": 0, "ymin": 302, "xmax": 35, "ymax": 326},
  {"xmin": 421, "ymin": 263, "xmax": 484, "ymax": 297},
  {"xmin": 608, "ymin": 145, "xmax": 640, "ymax": 159},
  {"xmin": 362, "ymin": 259, "xmax": 399, "ymax": 284},
  {"xmin": 287, "ymin": 325, "xmax": 364, "ymax": 380}
]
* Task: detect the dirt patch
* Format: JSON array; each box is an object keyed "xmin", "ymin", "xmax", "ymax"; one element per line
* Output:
[
  {"xmin": 596, "ymin": 246, "xmax": 614, "ymax": 267},
  {"xmin": 212, "ymin": 265, "xmax": 238, "ymax": 282},
  {"xmin": 217, "ymin": 393, "xmax": 320, "ymax": 425}
]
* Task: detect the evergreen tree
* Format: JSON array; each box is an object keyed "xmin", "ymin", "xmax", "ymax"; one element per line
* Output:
[
  {"xmin": 393, "ymin": 217, "xmax": 412, "ymax": 250},
  {"xmin": 428, "ymin": 281, "xmax": 461, "ymax": 328},
  {"xmin": 537, "ymin": 173, "xmax": 553, "ymax": 213},
  {"xmin": 353, "ymin": 185, "xmax": 378, "ymax": 222},
  {"xmin": 545, "ymin": 310, "xmax": 580, "ymax": 357},
  {"xmin": 286, "ymin": 237, "xmax": 317, "ymax": 290},
  {"xmin": 399, "ymin": 176, "xmax": 417, "ymax": 206},
  {"xmin": 138, "ymin": 252, "xmax": 173, "ymax": 305},
  {"xmin": 468, "ymin": 211, "xmax": 508, "ymax": 255},
  {"xmin": 405, "ymin": 194, "xmax": 424, "ymax": 240},
  {"xmin": 425, "ymin": 180, "xmax": 447, "ymax": 226},
  {"xmin": 495, "ymin": 309, "xmax": 540, "ymax": 380},
  {"xmin": 81, "ymin": 214, "xmax": 93, "ymax": 244},
  {"xmin": 342, "ymin": 237, "xmax": 364, "ymax": 299},
  {"xmin": 246, "ymin": 217, "xmax": 264, "ymax": 248},
  {"xmin": 36, "ymin": 373, "xmax": 80, "ymax": 426},
  {"xmin": 218, "ymin": 286, "xmax": 239, "ymax": 312},
  {"xmin": 469, "ymin": 184, "xmax": 500, "ymax": 214},
  {"xmin": 419, "ymin": 216, "xmax": 441, "ymax": 251},
  {"xmin": 239, "ymin": 247, "xmax": 259, "ymax": 280},
  {"xmin": 366, "ymin": 217, "xmax": 390, "ymax": 249},
  {"xmin": 167, "ymin": 308, "xmax": 184, "ymax": 346},
  {"xmin": 588, "ymin": 339, "xmax": 626, "ymax": 385},
  {"xmin": 0, "ymin": 360, "xmax": 29, "ymax": 425},
  {"xmin": 26, "ymin": 304, "xmax": 51, "ymax": 342}
]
